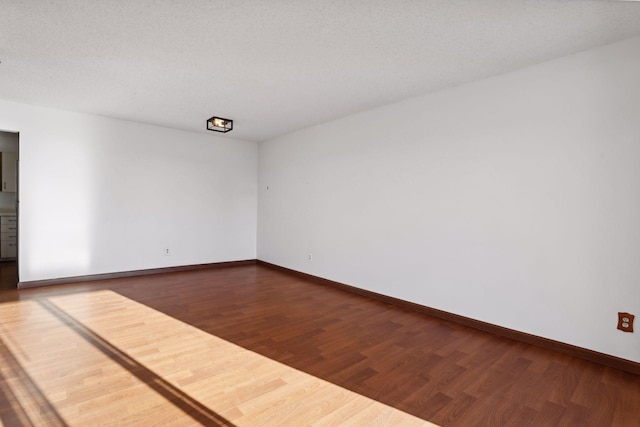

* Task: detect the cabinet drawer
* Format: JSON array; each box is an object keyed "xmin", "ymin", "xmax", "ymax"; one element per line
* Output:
[
  {"xmin": 0, "ymin": 216, "xmax": 16, "ymax": 225},
  {"xmin": 0, "ymin": 231, "xmax": 16, "ymax": 241},
  {"xmin": 1, "ymin": 224, "xmax": 17, "ymax": 233},
  {"xmin": 1, "ymin": 240, "xmax": 16, "ymax": 258}
]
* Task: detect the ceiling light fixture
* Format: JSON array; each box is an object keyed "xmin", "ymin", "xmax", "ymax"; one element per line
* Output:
[{"xmin": 207, "ymin": 116, "xmax": 233, "ymax": 133}]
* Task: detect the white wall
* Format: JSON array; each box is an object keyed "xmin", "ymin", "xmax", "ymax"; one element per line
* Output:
[
  {"xmin": 0, "ymin": 99, "xmax": 257, "ymax": 282},
  {"xmin": 258, "ymin": 36, "xmax": 640, "ymax": 363}
]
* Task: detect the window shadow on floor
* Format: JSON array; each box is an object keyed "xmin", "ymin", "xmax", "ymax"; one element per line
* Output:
[
  {"xmin": 0, "ymin": 336, "xmax": 68, "ymax": 426},
  {"xmin": 35, "ymin": 299, "xmax": 236, "ymax": 427}
]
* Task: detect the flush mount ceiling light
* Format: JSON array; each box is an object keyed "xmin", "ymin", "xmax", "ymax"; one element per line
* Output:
[{"xmin": 207, "ymin": 116, "xmax": 233, "ymax": 133}]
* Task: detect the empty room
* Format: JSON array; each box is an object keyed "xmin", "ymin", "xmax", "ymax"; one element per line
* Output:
[{"xmin": 1, "ymin": 1, "xmax": 639, "ymax": 426}]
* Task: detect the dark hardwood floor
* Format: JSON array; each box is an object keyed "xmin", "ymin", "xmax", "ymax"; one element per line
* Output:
[
  {"xmin": 0, "ymin": 261, "xmax": 17, "ymax": 290},
  {"xmin": 1, "ymin": 264, "xmax": 639, "ymax": 426}
]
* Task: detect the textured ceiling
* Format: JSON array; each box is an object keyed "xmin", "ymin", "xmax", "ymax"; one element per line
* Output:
[{"xmin": 1, "ymin": 1, "xmax": 640, "ymax": 141}]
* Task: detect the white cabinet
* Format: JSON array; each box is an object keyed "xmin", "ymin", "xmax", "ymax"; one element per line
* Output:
[
  {"xmin": 1, "ymin": 215, "xmax": 17, "ymax": 259},
  {"xmin": 1, "ymin": 152, "xmax": 17, "ymax": 192}
]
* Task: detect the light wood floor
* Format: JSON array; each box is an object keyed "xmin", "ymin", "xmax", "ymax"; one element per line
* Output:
[
  {"xmin": 0, "ymin": 289, "xmax": 431, "ymax": 426},
  {"xmin": 1, "ymin": 264, "xmax": 639, "ymax": 426}
]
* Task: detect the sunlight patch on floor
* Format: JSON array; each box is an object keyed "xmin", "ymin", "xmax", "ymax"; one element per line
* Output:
[{"xmin": 0, "ymin": 290, "xmax": 438, "ymax": 426}]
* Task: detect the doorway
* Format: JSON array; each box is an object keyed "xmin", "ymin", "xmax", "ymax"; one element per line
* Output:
[{"xmin": 0, "ymin": 130, "xmax": 18, "ymax": 289}]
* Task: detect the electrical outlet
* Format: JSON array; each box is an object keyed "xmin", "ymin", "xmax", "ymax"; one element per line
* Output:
[
  {"xmin": 307, "ymin": 253, "xmax": 312, "ymax": 262},
  {"xmin": 617, "ymin": 312, "xmax": 634, "ymax": 333},
  {"xmin": 164, "ymin": 247, "xmax": 170, "ymax": 256}
]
